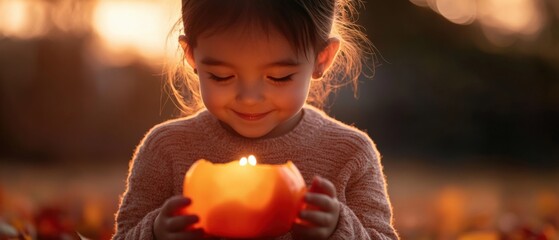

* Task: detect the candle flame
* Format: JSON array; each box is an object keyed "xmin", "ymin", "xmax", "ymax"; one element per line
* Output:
[
  {"xmin": 240, "ymin": 157, "xmax": 248, "ymax": 166},
  {"xmin": 248, "ymin": 155, "xmax": 257, "ymax": 166},
  {"xmin": 239, "ymin": 155, "xmax": 257, "ymax": 166}
]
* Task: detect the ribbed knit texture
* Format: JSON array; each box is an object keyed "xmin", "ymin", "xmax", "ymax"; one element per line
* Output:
[{"xmin": 113, "ymin": 105, "xmax": 399, "ymax": 240}]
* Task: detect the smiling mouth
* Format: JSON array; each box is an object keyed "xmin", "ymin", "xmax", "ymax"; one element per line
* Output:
[{"xmin": 233, "ymin": 110, "xmax": 271, "ymax": 121}]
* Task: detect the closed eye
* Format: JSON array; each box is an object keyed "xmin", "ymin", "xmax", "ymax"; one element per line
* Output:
[
  {"xmin": 268, "ymin": 74, "xmax": 294, "ymax": 82},
  {"xmin": 208, "ymin": 73, "xmax": 234, "ymax": 81}
]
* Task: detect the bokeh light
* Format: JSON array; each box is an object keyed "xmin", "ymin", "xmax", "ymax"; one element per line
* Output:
[
  {"xmin": 0, "ymin": 0, "xmax": 48, "ymax": 39},
  {"xmin": 0, "ymin": 0, "xmax": 181, "ymax": 66},
  {"xmin": 409, "ymin": 0, "xmax": 547, "ymax": 46},
  {"xmin": 91, "ymin": 0, "xmax": 181, "ymax": 66},
  {"xmin": 478, "ymin": 0, "xmax": 545, "ymax": 46},
  {"xmin": 478, "ymin": 0, "xmax": 544, "ymax": 36},
  {"xmin": 435, "ymin": 0, "xmax": 477, "ymax": 25}
]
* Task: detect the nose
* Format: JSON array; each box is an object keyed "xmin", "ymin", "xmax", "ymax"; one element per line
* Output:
[{"xmin": 236, "ymin": 79, "xmax": 264, "ymax": 105}]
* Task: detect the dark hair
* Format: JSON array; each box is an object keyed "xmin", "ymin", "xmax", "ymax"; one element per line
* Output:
[{"xmin": 167, "ymin": 0, "xmax": 374, "ymax": 116}]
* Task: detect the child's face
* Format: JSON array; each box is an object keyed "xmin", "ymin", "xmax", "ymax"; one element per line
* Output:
[{"xmin": 189, "ymin": 28, "xmax": 316, "ymax": 138}]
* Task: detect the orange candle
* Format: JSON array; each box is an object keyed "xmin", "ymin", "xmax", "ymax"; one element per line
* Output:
[{"xmin": 183, "ymin": 155, "xmax": 306, "ymax": 238}]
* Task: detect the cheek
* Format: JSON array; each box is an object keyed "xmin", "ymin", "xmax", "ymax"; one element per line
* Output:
[
  {"xmin": 199, "ymin": 81, "xmax": 229, "ymax": 109},
  {"xmin": 294, "ymin": 74, "xmax": 312, "ymax": 102},
  {"xmin": 275, "ymin": 79, "xmax": 311, "ymax": 110},
  {"xmin": 292, "ymin": 85, "xmax": 309, "ymax": 104}
]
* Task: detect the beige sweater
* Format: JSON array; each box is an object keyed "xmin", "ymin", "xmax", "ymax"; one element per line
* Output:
[{"xmin": 113, "ymin": 105, "xmax": 398, "ymax": 240}]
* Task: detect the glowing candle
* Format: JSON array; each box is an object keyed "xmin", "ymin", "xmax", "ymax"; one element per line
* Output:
[{"xmin": 183, "ymin": 155, "xmax": 306, "ymax": 238}]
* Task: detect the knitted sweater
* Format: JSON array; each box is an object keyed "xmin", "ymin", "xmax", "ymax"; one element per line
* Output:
[{"xmin": 113, "ymin": 105, "xmax": 398, "ymax": 240}]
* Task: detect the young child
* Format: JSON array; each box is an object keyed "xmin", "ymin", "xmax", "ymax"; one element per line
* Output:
[{"xmin": 113, "ymin": 0, "xmax": 398, "ymax": 239}]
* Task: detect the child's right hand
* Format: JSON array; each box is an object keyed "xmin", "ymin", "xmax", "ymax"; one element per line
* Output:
[{"xmin": 153, "ymin": 195, "xmax": 205, "ymax": 240}]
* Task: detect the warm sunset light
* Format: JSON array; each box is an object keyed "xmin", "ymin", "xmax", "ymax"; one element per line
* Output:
[
  {"xmin": 0, "ymin": 1, "xmax": 27, "ymax": 37},
  {"xmin": 1, "ymin": 1, "xmax": 558, "ymax": 240},
  {"xmin": 91, "ymin": 0, "xmax": 181, "ymax": 65},
  {"xmin": 477, "ymin": 0, "xmax": 544, "ymax": 35},
  {"xmin": 409, "ymin": 0, "xmax": 545, "ymax": 44},
  {"xmin": 435, "ymin": 0, "xmax": 477, "ymax": 25},
  {"xmin": 0, "ymin": 0, "xmax": 48, "ymax": 39},
  {"xmin": 0, "ymin": 1, "xmax": 181, "ymax": 65}
]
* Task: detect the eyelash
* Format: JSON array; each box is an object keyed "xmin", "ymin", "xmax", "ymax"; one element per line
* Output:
[
  {"xmin": 207, "ymin": 74, "xmax": 294, "ymax": 82},
  {"xmin": 208, "ymin": 74, "xmax": 234, "ymax": 81},
  {"xmin": 268, "ymin": 74, "xmax": 294, "ymax": 82}
]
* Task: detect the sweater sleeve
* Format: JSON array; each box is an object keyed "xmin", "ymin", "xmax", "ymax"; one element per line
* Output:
[
  {"xmin": 112, "ymin": 127, "xmax": 174, "ymax": 240},
  {"xmin": 328, "ymin": 139, "xmax": 399, "ymax": 240}
]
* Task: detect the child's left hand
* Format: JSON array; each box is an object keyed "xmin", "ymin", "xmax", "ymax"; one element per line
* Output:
[{"xmin": 292, "ymin": 176, "xmax": 340, "ymax": 240}]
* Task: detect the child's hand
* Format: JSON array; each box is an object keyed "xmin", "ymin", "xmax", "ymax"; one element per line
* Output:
[
  {"xmin": 154, "ymin": 196, "xmax": 205, "ymax": 240},
  {"xmin": 292, "ymin": 176, "xmax": 340, "ymax": 240}
]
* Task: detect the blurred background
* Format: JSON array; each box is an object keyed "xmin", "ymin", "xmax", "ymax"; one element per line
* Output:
[{"xmin": 0, "ymin": 0, "xmax": 558, "ymax": 239}]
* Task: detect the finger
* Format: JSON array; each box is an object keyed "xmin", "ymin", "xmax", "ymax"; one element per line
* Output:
[
  {"xmin": 292, "ymin": 223, "xmax": 313, "ymax": 237},
  {"xmin": 292, "ymin": 223, "xmax": 329, "ymax": 239},
  {"xmin": 161, "ymin": 196, "xmax": 191, "ymax": 216},
  {"xmin": 166, "ymin": 228, "xmax": 204, "ymax": 240},
  {"xmin": 309, "ymin": 176, "xmax": 337, "ymax": 198},
  {"xmin": 165, "ymin": 215, "xmax": 199, "ymax": 232},
  {"xmin": 299, "ymin": 210, "xmax": 333, "ymax": 227},
  {"xmin": 305, "ymin": 193, "xmax": 338, "ymax": 212}
]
